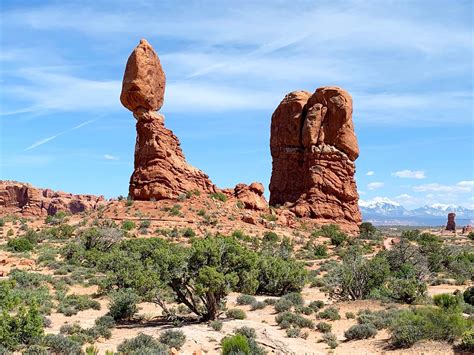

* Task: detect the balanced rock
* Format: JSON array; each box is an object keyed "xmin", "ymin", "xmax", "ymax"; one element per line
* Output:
[
  {"xmin": 121, "ymin": 39, "xmax": 216, "ymax": 200},
  {"xmin": 0, "ymin": 181, "xmax": 104, "ymax": 216},
  {"xmin": 269, "ymin": 87, "xmax": 361, "ymax": 232},
  {"xmin": 446, "ymin": 212, "xmax": 456, "ymax": 231}
]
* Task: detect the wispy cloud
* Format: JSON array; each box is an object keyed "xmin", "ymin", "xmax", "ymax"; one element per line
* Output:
[
  {"xmin": 367, "ymin": 182, "xmax": 384, "ymax": 190},
  {"xmin": 413, "ymin": 180, "xmax": 474, "ymax": 193},
  {"xmin": 25, "ymin": 119, "xmax": 95, "ymax": 151},
  {"xmin": 392, "ymin": 169, "xmax": 426, "ymax": 179},
  {"xmin": 366, "ymin": 171, "xmax": 375, "ymax": 176},
  {"xmin": 103, "ymin": 154, "xmax": 119, "ymax": 161}
]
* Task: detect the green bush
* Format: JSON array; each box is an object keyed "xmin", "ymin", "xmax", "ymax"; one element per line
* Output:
[
  {"xmin": 322, "ymin": 332, "xmax": 338, "ymax": 348},
  {"xmin": 210, "ymin": 320, "xmax": 223, "ymax": 331},
  {"xmin": 250, "ymin": 301, "xmax": 266, "ymax": 310},
  {"xmin": 57, "ymin": 294, "xmax": 101, "ymax": 316},
  {"xmin": 235, "ymin": 326, "xmax": 256, "ymax": 339},
  {"xmin": 345, "ymin": 312, "xmax": 355, "ymax": 319},
  {"xmin": 236, "ymin": 294, "xmax": 257, "ymax": 305},
  {"xmin": 286, "ymin": 327, "xmax": 300, "ymax": 338},
  {"xmin": 318, "ymin": 307, "xmax": 340, "ymax": 321},
  {"xmin": 316, "ymin": 322, "xmax": 332, "ymax": 333},
  {"xmin": 182, "ymin": 227, "xmax": 195, "ymax": 238},
  {"xmin": 433, "ymin": 293, "xmax": 462, "ymax": 311},
  {"xmin": 359, "ymin": 222, "xmax": 377, "ymax": 239},
  {"xmin": 256, "ymin": 255, "xmax": 307, "ymax": 295},
  {"xmin": 275, "ymin": 311, "xmax": 314, "ymax": 329},
  {"xmin": 357, "ymin": 309, "xmax": 399, "ymax": 330},
  {"xmin": 460, "ymin": 329, "xmax": 474, "ymax": 352},
  {"xmin": 281, "ymin": 292, "xmax": 304, "ymax": 306},
  {"xmin": 344, "ymin": 324, "xmax": 377, "ymax": 340},
  {"xmin": 121, "ymin": 220, "xmax": 136, "ymax": 231},
  {"xmin": 308, "ymin": 300, "xmax": 325, "ymax": 311},
  {"xmin": 210, "ymin": 192, "xmax": 227, "ymax": 202},
  {"xmin": 0, "ymin": 303, "xmax": 44, "ymax": 350},
  {"xmin": 274, "ymin": 299, "xmax": 293, "ymax": 313},
  {"xmin": 117, "ymin": 333, "xmax": 168, "ymax": 354},
  {"xmin": 314, "ymin": 224, "xmax": 348, "ymax": 246},
  {"xmin": 159, "ymin": 329, "xmax": 186, "ymax": 350},
  {"xmin": 468, "ymin": 232, "xmax": 474, "ymax": 240},
  {"xmin": 108, "ymin": 289, "xmax": 139, "ymax": 320},
  {"xmin": 7, "ymin": 236, "xmax": 34, "ymax": 252},
  {"xmin": 226, "ymin": 308, "xmax": 246, "ymax": 320},
  {"xmin": 42, "ymin": 334, "xmax": 82, "ymax": 354},
  {"xmin": 463, "ymin": 286, "xmax": 474, "ymax": 305},
  {"xmin": 221, "ymin": 334, "xmax": 250, "ymax": 355},
  {"xmin": 390, "ymin": 307, "xmax": 471, "ymax": 348}
]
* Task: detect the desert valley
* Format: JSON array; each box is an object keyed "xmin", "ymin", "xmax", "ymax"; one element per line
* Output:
[{"xmin": 0, "ymin": 34, "xmax": 473, "ymax": 355}]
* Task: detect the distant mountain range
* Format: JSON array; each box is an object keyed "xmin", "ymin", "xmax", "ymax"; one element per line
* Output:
[{"xmin": 359, "ymin": 198, "xmax": 474, "ymax": 226}]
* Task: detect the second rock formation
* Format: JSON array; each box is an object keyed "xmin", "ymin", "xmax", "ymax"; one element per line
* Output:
[{"xmin": 269, "ymin": 87, "xmax": 361, "ymax": 231}]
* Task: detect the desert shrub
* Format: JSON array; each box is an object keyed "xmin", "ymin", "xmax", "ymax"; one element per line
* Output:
[
  {"xmin": 263, "ymin": 298, "xmax": 278, "ymax": 306},
  {"xmin": 45, "ymin": 211, "xmax": 68, "ymax": 225},
  {"xmin": 139, "ymin": 220, "xmax": 151, "ymax": 229},
  {"xmin": 236, "ymin": 294, "xmax": 257, "ymax": 305},
  {"xmin": 94, "ymin": 315, "xmax": 115, "ymax": 329},
  {"xmin": 390, "ymin": 306, "xmax": 471, "ymax": 348},
  {"xmin": 322, "ymin": 332, "xmax": 338, "ymax": 348},
  {"xmin": 317, "ymin": 322, "xmax": 332, "ymax": 333},
  {"xmin": 326, "ymin": 248, "xmax": 389, "ymax": 300},
  {"xmin": 281, "ymin": 292, "xmax": 304, "ymax": 306},
  {"xmin": 275, "ymin": 311, "xmax": 314, "ymax": 329},
  {"xmin": 210, "ymin": 192, "xmax": 227, "ymax": 202},
  {"xmin": 42, "ymin": 334, "xmax": 83, "ymax": 354},
  {"xmin": 460, "ymin": 329, "xmax": 474, "ymax": 352},
  {"xmin": 7, "ymin": 236, "xmax": 34, "ymax": 252},
  {"xmin": 314, "ymin": 224, "xmax": 347, "ymax": 246},
  {"xmin": 286, "ymin": 327, "xmax": 301, "ymax": 338},
  {"xmin": 182, "ymin": 227, "xmax": 195, "ymax": 238},
  {"xmin": 121, "ymin": 220, "xmax": 136, "ymax": 231},
  {"xmin": 250, "ymin": 301, "xmax": 266, "ymax": 310},
  {"xmin": 221, "ymin": 334, "xmax": 250, "ymax": 355},
  {"xmin": 210, "ymin": 320, "xmax": 223, "ymax": 331},
  {"xmin": 274, "ymin": 299, "xmax": 293, "ymax": 313},
  {"xmin": 108, "ymin": 289, "xmax": 139, "ymax": 320},
  {"xmin": 81, "ymin": 226, "xmax": 124, "ymax": 252},
  {"xmin": 308, "ymin": 300, "xmax": 325, "ymax": 311},
  {"xmin": 256, "ymin": 255, "xmax": 307, "ymax": 295},
  {"xmin": 23, "ymin": 345, "xmax": 48, "ymax": 354},
  {"xmin": 0, "ymin": 218, "xmax": 4, "ymax": 226},
  {"xmin": 235, "ymin": 326, "xmax": 256, "ymax": 339},
  {"xmin": 226, "ymin": 308, "xmax": 247, "ymax": 320},
  {"xmin": 357, "ymin": 309, "xmax": 399, "ymax": 330},
  {"xmin": 401, "ymin": 229, "xmax": 420, "ymax": 241},
  {"xmin": 433, "ymin": 293, "xmax": 462, "ymax": 311},
  {"xmin": 159, "ymin": 329, "xmax": 186, "ymax": 350},
  {"xmin": 468, "ymin": 232, "xmax": 474, "ymax": 240},
  {"xmin": 463, "ymin": 286, "xmax": 474, "ymax": 305},
  {"xmin": 344, "ymin": 324, "xmax": 377, "ymax": 340},
  {"xmin": 345, "ymin": 311, "xmax": 355, "ymax": 319},
  {"xmin": 359, "ymin": 222, "xmax": 377, "ymax": 239},
  {"xmin": 262, "ymin": 231, "xmax": 279, "ymax": 243},
  {"xmin": 318, "ymin": 307, "xmax": 340, "ymax": 321},
  {"xmin": 0, "ymin": 303, "xmax": 44, "ymax": 350},
  {"xmin": 117, "ymin": 333, "xmax": 168, "ymax": 354},
  {"xmin": 57, "ymin": 294, "xmax": 101, "ymax": 316},
  {"xmin": 296, "ymin": 306, "xmax": 313, "ymax": 315}
]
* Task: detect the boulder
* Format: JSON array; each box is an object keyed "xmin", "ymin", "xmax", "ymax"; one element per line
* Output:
[{"xmin": 234, "ymin": 182, "xmax": 267, "ymax": 210}]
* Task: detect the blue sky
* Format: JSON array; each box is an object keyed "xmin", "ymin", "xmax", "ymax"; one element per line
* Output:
[{"xmin": 0, "ymin": 0, "xmax": 473, "ymax": 209}]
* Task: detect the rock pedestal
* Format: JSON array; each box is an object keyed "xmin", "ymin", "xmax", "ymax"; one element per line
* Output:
[
  {"xmin": 269, "ymin": 87, "xmax": 361, "ymax": 231},
  {"xmin": 446, "ymin": 212, "xmax": 456, "ymax": 231},
  {"xmin": 121, "ymin": 39, "xmax": 216, "ymax": 200}
]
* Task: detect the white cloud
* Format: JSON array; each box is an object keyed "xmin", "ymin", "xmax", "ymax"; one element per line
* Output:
[
  {"xmin": 103, "ymin": 154, "xmax": 118, "ymax": 161},
  {"xmin": 392, "ymin": 169, "xmax": 426, "ymax": 179},
  {"xmin": 367, "ymin": 182, "xmax": 384, "ymax": 190},
  {"xmin": 366, "ymin": 171, "xmax": 375, "ymax": 176},
  {"xmin": 413, "ymin": 181, "xmax": 474, "ymax": 193}
]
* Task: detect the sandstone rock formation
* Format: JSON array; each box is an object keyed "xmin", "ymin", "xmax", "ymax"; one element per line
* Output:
[
  {"xmin": 269, "ymin": 87, "xmax": 361, "ymax": 231},
  {"xmin": 233, "ymin": 182, "xmax": 267, "ymax": 210},
  {"xmin": 462, "ymin": 225, "xmax": 472, "ymax": 234},
  {"xmin": 446, "ymin": 212, "xmax": 456, "ymax": 231},
  {"xmin": 121, "ymin": 39, "xmax": 216, "ymax": 200},
  {"xmin": 0, "ymin": 181, "xmax": 104, "ymax": 216}
]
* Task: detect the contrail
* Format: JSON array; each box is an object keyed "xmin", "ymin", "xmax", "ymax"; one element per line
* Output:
[{"xmin": 24, "ymin": 119, "xmax": 96, "ymax": 151}]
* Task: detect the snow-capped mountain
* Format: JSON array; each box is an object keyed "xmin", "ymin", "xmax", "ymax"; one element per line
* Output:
[{"xmin": 359, "ymin": 199, "xmax": 474, "ymax": 226}]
